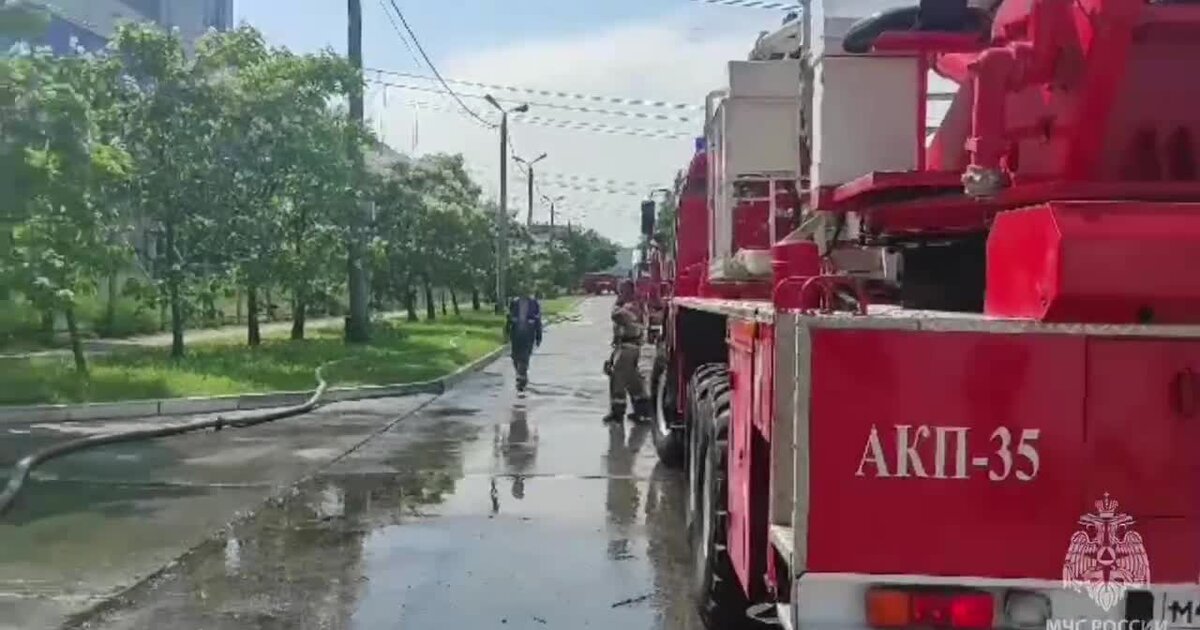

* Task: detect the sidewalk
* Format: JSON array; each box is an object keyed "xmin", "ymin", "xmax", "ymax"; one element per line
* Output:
[{"xmin": 0, "ymin": 312, "xmax": 407, "ymax": 360}]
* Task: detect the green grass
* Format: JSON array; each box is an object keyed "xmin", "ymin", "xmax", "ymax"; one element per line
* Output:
[{"xmin": 0, "ymin": 297, "xmax": 580, "ymax": 406}]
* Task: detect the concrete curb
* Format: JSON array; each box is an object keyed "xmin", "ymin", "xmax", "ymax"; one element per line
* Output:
[{"xmin": 0, "ymin": 345, "xmax": 508, "ymax": 426}]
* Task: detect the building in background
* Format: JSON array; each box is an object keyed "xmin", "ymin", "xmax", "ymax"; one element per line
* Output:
[
  {"xmin": 5, "ymin": 0, "xmax": 233, "ymax": 55},
  {"xmin": 152, "ymin": 0, "xmax": 234, "ymax": 51},
  {"xmin": 605, "ymin": 247, "xmax": 636, "ymax": 279}
]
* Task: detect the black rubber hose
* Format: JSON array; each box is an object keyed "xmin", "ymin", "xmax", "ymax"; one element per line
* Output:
[{"xmin": 0, "ymin": 363, "xmax": 336, "ymax": 518}]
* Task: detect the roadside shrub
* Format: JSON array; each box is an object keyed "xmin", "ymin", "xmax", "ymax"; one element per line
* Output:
[
  {"xmin": 100, "ymin": 299, "xmax": 161, "ymax": 338},
  {"xmin": 0, "ymin": 297, "xmax": 44, "ymax": 347},
  {"xmin": 79, "ymin": 296, "xmax": 161, "ymax": 338}
]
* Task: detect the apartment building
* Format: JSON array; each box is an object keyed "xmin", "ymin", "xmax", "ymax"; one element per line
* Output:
[{"xmin": 11, "ymin": 0, "xmax": 233, "ymax": 54}]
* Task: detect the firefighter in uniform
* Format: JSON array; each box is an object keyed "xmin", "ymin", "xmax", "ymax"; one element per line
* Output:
[
  {"xmin": 505, "ymin": 293, "xmax": 542, "ymax": 392},
  {"xmin": 604, "ymin": 280, "xmax": 651, "ymax": 423}
]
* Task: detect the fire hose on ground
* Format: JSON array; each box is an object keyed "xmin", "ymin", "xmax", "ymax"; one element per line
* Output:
[
  {"xmin": 0, "ymin": 307, "xmax": 577, "ymax": 519},
  {"xmin": 0, "ymin": 360, "xmax": 341, "ymax": 519}
]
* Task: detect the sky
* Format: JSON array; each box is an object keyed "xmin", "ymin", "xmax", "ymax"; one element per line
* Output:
[
  {"xmin": 233, "ymin": 1, "xmax": 953, "ymax": 246},
  {"xmin": 234, "ymin": 0, "xmax": 777, "ymax": 245}
]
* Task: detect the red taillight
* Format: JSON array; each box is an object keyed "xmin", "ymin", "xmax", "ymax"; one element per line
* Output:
[
  {"xmin": 914, "ymin": 592, "xmax": 994, "ymax": 629},
  {"xmin": 867, "ymin": 587, "xmax": 995, "ymax": 630}
]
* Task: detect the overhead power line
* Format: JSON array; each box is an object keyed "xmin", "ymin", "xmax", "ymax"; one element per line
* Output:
[
  {"xmin": 381, "ymin": 0, "xmax": 495, "ymax": 128},
  {"xmin": 537, "ymin": 172, "xmax": 663, "ymax": 191},
  {"xmin": 366, "ymin": 77, "xmax": 701, "ymax": 125},
  {"xmin": 688, "ymin": 0, "xmax": 803, "ymax": 9},
  {"xmin": 470, "ymin": 164, "xmax": 664, "ymax": 199},
  {"xmin": 401, "ymin": 100, "xmax": 690, "ymax": 140},
  {"xmin": 513, "ymin": 171, "xmax": 664, "ymax": 198},
  {"xmin": 518, "ymin": 115, "xmax": 690, "ymax": 140},
  {"xmin": 536, "ymin": 180, "xmax": 648, "ymax": 197},
  {"xmin": 368, "ymin": 67, "xmax": 703, "ymax": 112},
  {"xmin": 375, "ymin": 0, "xmax": 422, "ymax": 69},
  {"xmin": 469, "ymin": 166, "xmax": 650, "ymax": 198},
  {"xmin": 369, "ymin": 66, "xmax": 957, "ymax": 118}
]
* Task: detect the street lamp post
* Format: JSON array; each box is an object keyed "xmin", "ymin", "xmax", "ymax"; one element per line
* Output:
[
  {"xmin": 514, "ymin": 153, "xmax": 547, "ymax": 227},
  {"xmin": 542, "ymin": 194, "xmax": 566, "ymax": 228},
  {"xmin": 484, "ymin": 95, "xmax": 528, "ymax": 314}
]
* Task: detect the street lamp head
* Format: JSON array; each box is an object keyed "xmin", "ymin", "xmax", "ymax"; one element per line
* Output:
[
  {"xmin": 532, "ymin": 152, "xmax": 548, "ymax": 164},
  {"xmin": 484, "ymin": 94, "xmax": 502, "ymax": 111},
  {"xmin": 513, "ymin": 103, "xmax": 530, "ymax": 114}
]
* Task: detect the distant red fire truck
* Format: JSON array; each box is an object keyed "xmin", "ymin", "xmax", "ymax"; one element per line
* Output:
[{"xmin": 581, "ymin": 273, "xmax": 619, "ymax": 295}]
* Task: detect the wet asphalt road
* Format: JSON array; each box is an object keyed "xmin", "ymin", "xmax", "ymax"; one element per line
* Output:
[{"xmin": 72, "ymin": 297, "xmax": 703, "ymax": 630}]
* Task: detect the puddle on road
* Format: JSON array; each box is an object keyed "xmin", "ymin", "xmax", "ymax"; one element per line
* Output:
[
  {"xmin": 65, "ymin": 302, "xmax": 701, "ymax": 630},
  {"xmin": 69, "ymin": 421, "xmax": 701, "ymax": 630}
]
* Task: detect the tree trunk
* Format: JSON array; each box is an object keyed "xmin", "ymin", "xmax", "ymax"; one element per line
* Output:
[
  {"xmin": 65, "ymin": 305, "xmax": 88, "ymax": 376},
  {"xmin": 235, "ymin": 288, "xmax": 243, "ymax": 324},
  {"xmin": 203, "ymin": 282, "xmax": 217, "ymax": 324},
  {"xmin": 471, "ymin": 288, "xmax": 481, "ymax": 311},
  {"xmin": 165, "ymin": 221, "xmax": 185, "ymax": 359},
  {"xmin": 405, "ymin": 288, "xmax": 418, "ymax": 322},
  {"xmin": 39, "ymin": 309, "xmax": 54, "ymax": 343},
  {"xmin": 440, "ymin": 290, "xmax": 448, "ymax": 316},
  {"xmin": 247, "ymin": 285, "xmax": 261, "ymax": 347},
  {"xmin": 103, "ymin": 271, "xmax": 117, "ymax": 336},
  {"xmin": 291, "ymin": 289, "xmax": 307, "ymax": 341},
  {"xmin": 451, "ymin": 290, "xmax": 461, "ymax": 316},
  {"xmin": 423, "ymin": 279, "xmax": 436, "ymax": 321}
]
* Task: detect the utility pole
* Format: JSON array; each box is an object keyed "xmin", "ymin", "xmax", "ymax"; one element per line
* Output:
[
  {"xmin": 526, "ymin": 167, "xmax": 534, "ymax": 227},
  {"xmin": 543, "ymin": 194, "xmax": 564, "ymax": 228},
  {"xmin": 514, "ymin": 153, "xmax": 547, "ymax": 226},
  {"xmin": 484, "ymin": 96, "xmax": 529, "ymax": 313},
  {"xmin": 497, "ymin": 112, "xmax": 508, "ymax": 314},
  {"xmin": 344, "ymin": 0, "xmax": 370, "ymax": 342}
]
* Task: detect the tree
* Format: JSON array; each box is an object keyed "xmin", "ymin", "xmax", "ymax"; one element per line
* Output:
[
  {"xmin": 278, "ymin": 112, "xmax": 358, "ymax": 340},
  {"xmin": 113, "ymin": 24, "xmax": 223, "ymax": 359},
  {"xmin": 2, "ymin": 19, "xmax": 624, "ymax": 367},
  {"xmin": 1, "ymin": 49, "xmax": 132, "ymax": 374},
  {"xmin": 370, "ymin": 159, "xmax": 424, "ymax": 322},
  {"xmin": 194, "ymin": 27, "xmax": 360, "ymax": 345},
  {"xmin": 461, "ymin": 209, "xmax": 495, "ymax": 311}
]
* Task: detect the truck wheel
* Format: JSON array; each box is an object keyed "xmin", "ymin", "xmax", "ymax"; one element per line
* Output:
[
  {"xmin": 686, "ymin": 364, "xmax": 728, "ymax": 531},
  {"xmin": 651, "ymin": 358, "xmax": 684, "ymax": 468},
  {"xmin": 690, "ymin": 369, "xmax": 756, "ymax": 629}
]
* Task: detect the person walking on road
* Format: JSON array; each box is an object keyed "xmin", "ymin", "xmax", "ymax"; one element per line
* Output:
[
  {"xmin": 505, "ymin": 293, "xmax": 542, "ymax": 392},
  {"xmin": 604, "ymin": 280, "xmax": 650, "ymax": 423}
]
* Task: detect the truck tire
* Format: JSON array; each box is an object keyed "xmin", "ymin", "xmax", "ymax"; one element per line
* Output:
[
  {"xmin": 651, "ymin": 355, "xmax": 685, "ymax": 468},
  {"xmin": 688, "ymin": 367, "xmax": 759, "ymax": 629},
  {"xmin": 686, "ymin": 364, "xmax": 728, "ymax": 530}
]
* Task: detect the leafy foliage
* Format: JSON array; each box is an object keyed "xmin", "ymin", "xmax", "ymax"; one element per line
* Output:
[{"xmin": 0, "ymin": 23, "xmax": 621, "ymax": 374}]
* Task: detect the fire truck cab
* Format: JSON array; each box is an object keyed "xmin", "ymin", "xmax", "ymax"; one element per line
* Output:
[{"xmin": 650, "ymin": 0, "xmax": 1200, "ymax": 628}]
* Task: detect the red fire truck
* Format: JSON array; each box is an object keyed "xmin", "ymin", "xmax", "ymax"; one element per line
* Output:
[
  {"xmin": 582, "ymin": 272, "xmax": 619, "ymax": 295},
  {"xmin": 648, "ymin": 1, "xmax": 1200, "ymax": 628}
]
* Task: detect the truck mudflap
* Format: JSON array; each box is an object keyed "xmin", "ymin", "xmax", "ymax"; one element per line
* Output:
[
  {"xmin": 790, "ymin": 573, "xmax": 1200, "ymax": 630},
  {"xmin": 774, "ymin": 312, "xmax": 1200, "ymax": 629}
]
